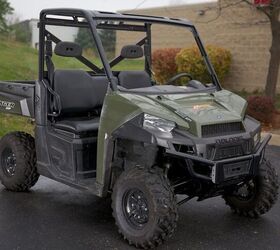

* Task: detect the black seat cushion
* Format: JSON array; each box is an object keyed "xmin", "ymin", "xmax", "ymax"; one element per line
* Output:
[
  {"xmin": 118, "ymin": 71, "xmax": 152, "ymax": 89},
  {"xmin": 53, "ymin": 70, "xmax": 108, "ymax": 115},
  {"xmin": 53, "ymin": 117, "xmax": 100, "ymax": 134}
]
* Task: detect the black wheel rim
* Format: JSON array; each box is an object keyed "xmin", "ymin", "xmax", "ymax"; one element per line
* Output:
[
  {"xmin": 123, "ymin": 188, "xmax": 149, "ymax": 229},
  {"xmin": 233, "ymin": 179, "xmax": 257, "ymax": 201},
  {"xmin": 1, "ymin": 147, "xmax": 16, "ymax": 177}
]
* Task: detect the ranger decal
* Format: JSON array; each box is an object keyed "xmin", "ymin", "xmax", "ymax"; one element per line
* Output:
[{"xmin": 0, "ymin": 100, "xmax": 16, "ymax": 110}]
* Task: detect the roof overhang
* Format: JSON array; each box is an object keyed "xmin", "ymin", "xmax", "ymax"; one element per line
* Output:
[{"xmin": 40, "ymin": 8, "xmax": 194, "ymax": 28}]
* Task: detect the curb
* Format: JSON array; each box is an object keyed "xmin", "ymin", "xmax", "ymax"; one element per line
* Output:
[{"xmin": 262, "ymin": 133, "xmax": 280, "ymax": 147}]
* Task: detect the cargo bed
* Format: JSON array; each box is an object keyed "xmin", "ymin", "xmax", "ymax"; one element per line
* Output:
[{"xmin": 0, "ymin": 80, "xmax": 35, "ymax": 118}]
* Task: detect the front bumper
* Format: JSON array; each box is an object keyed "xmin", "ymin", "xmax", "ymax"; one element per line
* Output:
[{"xmin": 165, "ymin": 134, "xmax": 271, "ymax": 184}]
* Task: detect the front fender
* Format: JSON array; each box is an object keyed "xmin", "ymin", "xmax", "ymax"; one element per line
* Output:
[{"xmin": 96, "ymin": 96, "xmax": 161, "ymax": 196}]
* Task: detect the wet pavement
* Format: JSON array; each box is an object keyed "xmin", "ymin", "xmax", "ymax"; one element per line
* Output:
[{"xmin": 0, "ymin": 146, "xmax": 279, "ymax": 250}]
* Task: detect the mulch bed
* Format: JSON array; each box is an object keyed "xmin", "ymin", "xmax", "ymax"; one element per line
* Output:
[
  {"xmin": 262, "ymin": 111, "xmax": 280, "ymax": 132},
  {"xmin": 272, "ymin": 111, "xmax": 280, "ymax": 129}
]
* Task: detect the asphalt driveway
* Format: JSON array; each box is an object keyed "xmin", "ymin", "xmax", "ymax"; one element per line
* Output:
[{"xmin": 0, "ymin": 146, "xmax": 279, "ymax": 250}]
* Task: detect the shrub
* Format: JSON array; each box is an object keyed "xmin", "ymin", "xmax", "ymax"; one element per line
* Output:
[
  {"xmin": 247, "ymin": 95, "xmax": 275, "ymax": 124},
  {"xmin": 152, "ymin": 48, "xmax": 181, "ymax": 84},
  {"xmin": 176, "ymin": 45, "xmax": 232, "ymax": 84},
  {"xmin": 13, "ymin": 24, "xmax": 32, "ymax": 44}
]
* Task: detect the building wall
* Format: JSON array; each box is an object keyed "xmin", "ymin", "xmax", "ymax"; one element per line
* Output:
[{"xmin": 117, "ymin": 1, "xmax": 279, "ymax": 93}]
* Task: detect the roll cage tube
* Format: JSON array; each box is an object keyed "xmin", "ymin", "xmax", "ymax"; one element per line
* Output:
[
  {"xmin": 38, "ymin": 9, "xmax": 222, "ymax": 91},
  {"xmin": 84, "ymin": 12, "xmax": 118, "ymax": 90},
  {"xmin": 192, "ymin": 27, "xmax": 222, "ymax": 91}
]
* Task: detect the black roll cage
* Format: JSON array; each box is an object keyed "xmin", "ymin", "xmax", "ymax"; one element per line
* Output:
[{"xmin": 39, "ymin": 8, "xmax": 222, "ymax": 91}]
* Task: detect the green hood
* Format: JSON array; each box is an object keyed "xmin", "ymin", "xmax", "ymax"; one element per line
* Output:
[{"xmin": 120, "ymin": 90, "xmax": 247, "ymax": 137}]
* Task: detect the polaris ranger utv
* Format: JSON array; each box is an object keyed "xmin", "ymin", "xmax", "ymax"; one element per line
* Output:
[{"xmin": 0, "ymin": 8, "xmax": 278, "ymax": 249}]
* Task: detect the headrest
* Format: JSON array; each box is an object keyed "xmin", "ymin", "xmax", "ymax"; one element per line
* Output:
[
  {"xmin": 121, "ymin": 45, "xmax": 143, "ymax": 59},
  {"xmin": 54, "ymin": 42, "xmax": 82, "ymax": 57}
]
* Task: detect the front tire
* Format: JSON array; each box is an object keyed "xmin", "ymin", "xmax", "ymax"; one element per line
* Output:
[
  {"xmin": 0, "ymin": 132, "xmax": 39, "ymax": 192},
  {"xmin": 223, "ymin": 158, "xmax": 279, "ymax": 218},
  {"xmin": 112, "ymin": 167, "xmax": 178, "ymax": 249}
]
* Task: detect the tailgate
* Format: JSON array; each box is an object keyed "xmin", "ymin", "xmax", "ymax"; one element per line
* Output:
[{"xmin": 0, "ymin": 81, "xmax": 35, "ymax": 118}]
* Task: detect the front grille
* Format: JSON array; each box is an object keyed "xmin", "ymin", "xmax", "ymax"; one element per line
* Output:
[
  {"xmin": 206, "ymin": 139, "xmax": 253, "ymax": 161},
  {"xmin": 215, "ymin": 145, "xmax": 243, "ymax": 160},
  {"xmin": 201, "ymin": 122, "xmax": 244, "ymax": 137}
]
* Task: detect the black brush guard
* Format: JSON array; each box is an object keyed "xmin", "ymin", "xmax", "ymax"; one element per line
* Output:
[{"xmin": 166, "ymin": 134, "xmax": 271, "ymax": 184}]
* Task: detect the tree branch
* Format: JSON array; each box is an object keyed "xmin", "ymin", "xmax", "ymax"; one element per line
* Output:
[
  {"xmin": 196, "ymin": 0, "xmax": 244, "ymax": 23},
  {"xmin": 199, "ymin": 0, "xmax": 274, "ymax": 24},
  {"xmin": 242, "ymin": 0, "xmax": 272, "ymax": 19}
]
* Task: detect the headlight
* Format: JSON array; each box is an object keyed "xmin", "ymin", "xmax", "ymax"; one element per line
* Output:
[
  {"xmin": 254, "ymin": 131, "xmax": 261, "ymax": 146},
  {"xmin": 143, "ymin": 114, "xmax": 176, "ymax": 134}
]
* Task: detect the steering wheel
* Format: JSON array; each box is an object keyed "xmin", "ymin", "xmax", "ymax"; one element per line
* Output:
[{"xmin": 166, "ymin": 73, "xmax": 193, "ymax": 85}]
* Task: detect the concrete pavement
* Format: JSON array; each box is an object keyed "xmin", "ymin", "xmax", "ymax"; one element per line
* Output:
[{"xmin": 269, "ymin": 133, "xmax": 280, "ymax": 146}]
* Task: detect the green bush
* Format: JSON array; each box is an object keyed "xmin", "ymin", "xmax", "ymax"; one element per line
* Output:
[
  {"xmin": 152, "ymin": 48, "xmax": 181, "ymax": 84},
  {"xmin": 176, "ymin": 45, "xmax": 232, "ymax": 83}
]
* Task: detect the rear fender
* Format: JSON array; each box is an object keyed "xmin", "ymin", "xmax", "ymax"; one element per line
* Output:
[{"xmin": 0, "ymin": 81, "xmax": 35, "ymax": 117}]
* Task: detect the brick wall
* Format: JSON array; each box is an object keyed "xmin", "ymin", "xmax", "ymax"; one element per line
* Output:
[{"xmin": 117, "ymin": 1, "xmax": 280, "ymax": 93}]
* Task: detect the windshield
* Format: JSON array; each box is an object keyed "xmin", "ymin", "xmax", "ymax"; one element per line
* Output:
[
  {"xmin": 93, "ymin": 19, "xmax": 220, "ymax": 94},
  {"xmin": 42, "ymin": 13, "xmax": 220, "ymax": 95}
]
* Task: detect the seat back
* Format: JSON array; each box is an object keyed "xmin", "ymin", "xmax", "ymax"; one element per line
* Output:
[
  {"xmin": 53, "ymin": 70, "xmax": 108, "ymax": 115},
  {"xmin": 118, "ymin": 71, "xmax": 152, "ymax": 89},
  {"xmin": 118, "ymin": 44, "xmax": 152, "ymax": 89}
]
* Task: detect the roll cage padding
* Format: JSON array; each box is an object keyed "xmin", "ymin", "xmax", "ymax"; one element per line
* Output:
[
  {"xmin": 54, "ymin": 42, "xmax": 83, "ymax": 57},
  {"xmin": 120, "ymin": 45, "xmax": 144, "ymax": 59}
]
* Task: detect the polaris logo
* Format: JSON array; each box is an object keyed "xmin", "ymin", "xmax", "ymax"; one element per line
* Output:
[
  {"xmin": 0, "ymin": 100, "xmax": 16, "ymax": 110},
  {"xmin": 216, "ymin": 136, "xmax": 243, "ymax": 145}
]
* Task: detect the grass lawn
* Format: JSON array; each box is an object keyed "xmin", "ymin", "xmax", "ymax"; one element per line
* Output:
[{"xmin": 0, "ymin": 114, "xmax": 34, "ymax": 137}]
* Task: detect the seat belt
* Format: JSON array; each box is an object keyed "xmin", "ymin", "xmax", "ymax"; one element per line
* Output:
[
  {"xmin": 45, "ymin": 37, "xmax": 54, "ymax": 87},
  {"xmin": 45, "ymin": 37, "xmax": 58, "ymax": 116}
]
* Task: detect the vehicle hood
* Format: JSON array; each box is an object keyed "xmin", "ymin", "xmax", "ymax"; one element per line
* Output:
[{"xmin": 120, "ymin": 90, "xmax": 247, "ymax": 137}]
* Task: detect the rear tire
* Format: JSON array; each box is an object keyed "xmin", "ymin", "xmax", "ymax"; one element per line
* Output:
[
  {"xmin": 223, "ymin": 158, "xmax": 279, "ymax": 218},
  {"xmin": 0, "ymin": 132, "xmax": 39, "ymax": 192},
  {"xmin": 112, "ymin": 167, "xmax": 178, "ymax": 249}
]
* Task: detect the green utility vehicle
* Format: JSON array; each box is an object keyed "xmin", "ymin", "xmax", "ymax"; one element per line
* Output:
[{"xmin": 0, "ymin": 8, "xmax": 278, "ymax": 249}]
